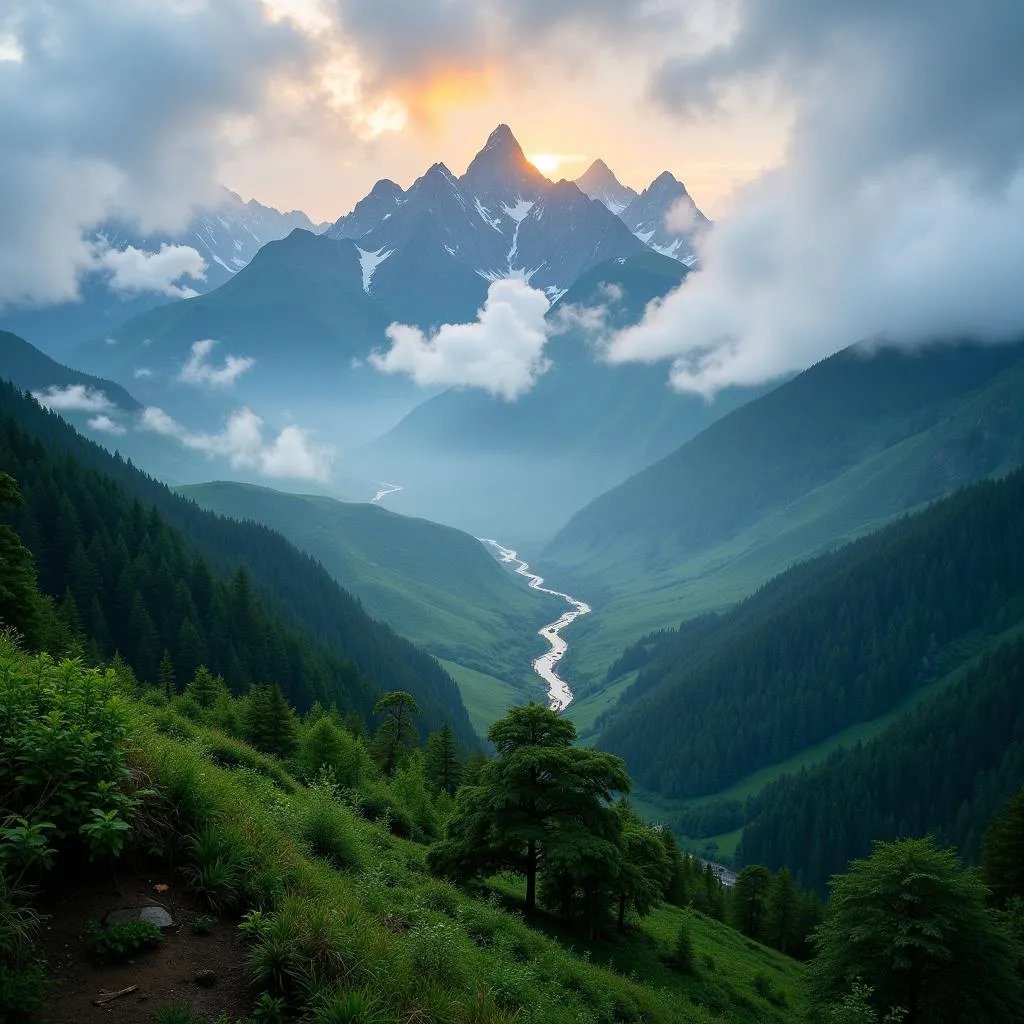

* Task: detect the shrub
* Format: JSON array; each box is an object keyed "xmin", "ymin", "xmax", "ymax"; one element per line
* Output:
[
  {"xmin": 313, "ymin": 985, "xmax": 394, "ymax": 1024},
  {"xmin": 405, "ymin": 919, "xmax": 466, "ymax": 986},
  {"xmin": 154, "ymin": 1004, "xmax": 205, "ymax": 1024},
  {"xmin": 86, "ymin": 919, "xmax": 164, "ymax": 964},
  {"xmin": 669, "ymin": 919, "xmax": 696, "ymax": 974},
  {"xmin": 0, "ymin": 962, "xmax": 47, "ymax": 1023},
  {"xmin": 181, "ymin": 825, "xmax": 246, "ymax": 912},
  {"xmin": 298, "ymin": 791, "xmax": 362, "ymax": 869}
]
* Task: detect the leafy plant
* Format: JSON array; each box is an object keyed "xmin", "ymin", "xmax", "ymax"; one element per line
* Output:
[
  {"xmin": 0, "ymin": 961, "xmax": 48, "ymax": 1023},
  {"xmin": 0, "ymin": 818, "xmax": 55, "ymax": 877},
  {"xmin": 86, "ymin": 919, "xmax": 164, "ymax": 964},
  {"xmin": 154, "ymin": 1004, "xmax": 205, "ymax": 1024},
  {"xmin": 191, "ymin": 913, "xmax": 217, "ymax": 935},
  {"xmin": 252, "ymin": 991, "xmax": 288, "ymax": 1024},
  {"xmin": 181, "ymin": 825, "xmax": 245, "ymax": 912}
]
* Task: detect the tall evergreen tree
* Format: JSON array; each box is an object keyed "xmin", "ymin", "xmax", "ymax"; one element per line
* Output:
[
  {"xmin": 424, "ymin": 722, "xmax": 462, "ymax": 795},
  {"xmin": 158, "ymin": 649, "xmax": 176, "ymax": 699},
  {"xmin": 0, "ymin": 472, "xmax": 39, "ymax": 644},
  {"xmin": 372, "ymin": 690, "xmax": 420, "ymax": 776},
  {"xmin": 982, "ymin": 785, "xmax": 1024, "ymax": 908},
  {"xmin": 245, "ymin": 684, "xmax": 298, "ymax": 759},
  {"xmin": 810, "ymin": 837, "xmax": 1023, "ymax": 1023},
  {"xmin": 429, "ymin": 704, "xmax": 630, "ymax": 920},
  {"xmin": 731, "ymin": 864, "xmax": 772, "ymax": 942}
]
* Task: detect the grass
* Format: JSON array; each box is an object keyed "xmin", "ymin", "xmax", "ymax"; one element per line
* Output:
[
  {"xmin": 554, "ymin": 360, "xmax": 1024, "ymax": 689},
  {"xmin": 439, "ymin": 660, "xmax": 544, "ymax": 738},
  {"xmin": 134, "ymin": 707, "xmax": 806, "ymax": 1023},
  {"xmin": 179, "ymin": 482, "xmax": 562, "ymax": 701}
]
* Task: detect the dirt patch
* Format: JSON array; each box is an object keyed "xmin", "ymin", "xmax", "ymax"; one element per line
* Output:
[{"xmin": 37, "ymin": 871, "xmax": 252, "ymax": 1023}]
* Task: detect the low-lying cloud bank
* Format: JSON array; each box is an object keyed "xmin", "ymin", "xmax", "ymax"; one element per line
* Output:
[
  {"xmin": 607, "ymin": 0, "xmax": 1024, "ymax": 395},
  {"xmin": 140, "ymin": 406, "xmax": 333, "ymax": 481},
  {"xmin": 370, "ymin": 278, "xmax": 552, "ymax": 400}
]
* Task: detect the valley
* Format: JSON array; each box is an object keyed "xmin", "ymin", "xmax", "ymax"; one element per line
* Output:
[{"xmin": 4, "ymin": 23, "xmax": 1024, "ymax": 1016}]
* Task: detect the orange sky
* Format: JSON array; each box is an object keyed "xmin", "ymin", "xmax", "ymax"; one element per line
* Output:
[{"xmin": 220, "ymin": 45, "xmax": 788, "ymax": 224}]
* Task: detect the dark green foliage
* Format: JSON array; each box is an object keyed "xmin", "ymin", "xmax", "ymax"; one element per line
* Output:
[
  {"xmin": 0, "ymin": 962, "xmax": 47, "ymax": 1023},
  {"xmin": 809, "ymin": 837, "xmax": 1023, "ymax": 1023},
  {"xmin": 86, "ymin": 919, "xmax": 164, "ymax": 964},
  {"xmin": 730, "ymin": 866, "xmax": 772, "ymax": 943},
  {"xmin": 424, "ymin": 722, "xmax": 462, "ymax": 795},
  {"xmin": 429, "ymin": 704, "xmax": 649, "ymax": 937},
  {"xmin": 597, "ymin": 468, "xmax": 1024, "ymax": 800},
  {"xmin": 298, "ymin": 716, "xmax": 368, "ymax": 788},
  {"xmin": 982, "ymin": 785, "xmax": 1024, "ymax": 908},
  {"xmin": 182, "ymin": 825, "xmax": 246, "ymax": 913},
  {"xmin": 0, "ymin": 472, "xmax": 41, "ymax": 644},
  {"xmin": 740, "ymin": 636, "xmax": 1024, "ymax": 891},
  {"xmin": 0, "ymin": 382, "xmax": 475, "ymax": 745},
  {"xmin": 371, "ymin": 690, "xmax": 419, "ymax": 776},
  {"xmin": 245, "ymin": 685, "xmax": 299, "ymax": 759},
  {"xmin": 298, "ymin": 790, "xmax": 361, "ymax": 868},
  {"xmin": 669, "ymin": 918, "xmax": 696, "ymax": 973}
]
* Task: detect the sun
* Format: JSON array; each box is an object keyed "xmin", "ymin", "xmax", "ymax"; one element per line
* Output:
[{"xmin": 528, "ymin": 153, "xmax": 564, "ymax": 176}]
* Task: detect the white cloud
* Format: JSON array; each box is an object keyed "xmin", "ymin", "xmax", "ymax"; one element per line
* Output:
[
  {"xmin": 133, "ymin": 367, "xmax": 153, "ymax": 379},
  {"xmin": 370, "ymin": 277, "xmax": 552, "ymax": 400},
  {"xmin": 0, "ymin": 0, "xmax": 318, "ymax": 309},
  {"xmin": 92, "ymin": 241, "xmax": 207, "ymax": 298},
  {"xmin": 179, "ymin": 339, "xmax": 255, "ymax": 387},
  {"xmin": 88, "ymin": 413, "xmax": 126, "ymax": 435},
  {"xmin": 139, "ymin": 405, "xmax": 332, "ymax": 481},
  {"xmin": 32, "ymin": 384, "xmax": 113, "ymax": 413},
  {"xmin": 608, "ymin": 0, "xmax": 1024, "ymax": 395}
]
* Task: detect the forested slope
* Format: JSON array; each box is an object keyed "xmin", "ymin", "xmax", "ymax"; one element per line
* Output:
[
  {"xmin": 595, "ymin": 469, "xmax": 1024, "ymax": 799},
  {"xmin": 739, "ymin": 636, "xmax": 1024, "ymax": 892},
  {"xmin": 0, "ymin": 382, "xmax": 475, "ymax": 746}
]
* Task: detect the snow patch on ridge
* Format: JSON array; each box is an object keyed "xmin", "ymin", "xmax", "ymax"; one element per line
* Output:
[{"xmin": 357, "ymin": 246, "xmax": 392, "ymax": 292}]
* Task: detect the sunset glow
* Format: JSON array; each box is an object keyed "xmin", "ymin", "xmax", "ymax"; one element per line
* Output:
[{"xmin": 528, "ymin": 153, "xmax": 583, "ymax": 177}]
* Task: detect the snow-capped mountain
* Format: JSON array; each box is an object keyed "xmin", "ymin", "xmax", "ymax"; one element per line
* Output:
[
  {"xmin": 0, "ymin": 188, "xmax": 326, "ymax": 356},
  {"xmin": 99, "ymin": 188, "xmax": 327, "ymax": 290},
  {"xmin": 325, "ymin": 125, "xmax": 649, "ymax": 312},
  {"xmin": 575, "ymin": 159, "xmax": 638, "ymax": 215},
  {"xmin": 619, "ymin": 172, "xmax": 710, "ymax": 265}
]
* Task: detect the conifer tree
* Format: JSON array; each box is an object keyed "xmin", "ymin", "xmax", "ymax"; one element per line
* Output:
[
  {"xmin": 245, "ymin": 684, "xmax": 298, "ymax": 758},
  {"xmin": 764, "ymin": 866, "xmax": 800, "ymax": 955},
  {"xmin": 982, "ymin": 785, "xmax": 1024, "ymax": 908},
  {"xmin": 731, "ymin": 864, "xmax": 772, "ymax": 941},
  {"xmin": 371, "ymin": 690, "xmax": 420, "ymax": 776},
  {"xmin": 0, "ymin": 472, "xmax": 40, "ymax": 644},
  {"xmin": 810, "ymin": 837, "xmax": 1023, "ymax": 1023},
  {"xmin": 424, "ymin": 722, "xmax": 462, "ymax": 795},
  {"xmin": 186, "ymin": 665, "xmax": 224, "ymax": 709},
  {"xmin": 158, "ymin": 649, "xmax": 176, "ymax": 699},
  {"xmin": 429, "ymin": 703, "xmax": 630, "ymax": 919}
]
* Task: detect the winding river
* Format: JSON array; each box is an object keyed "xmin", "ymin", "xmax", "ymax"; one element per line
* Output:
[{"xmin": 480, "ymin": 540, "xmax": 591, "ymax": 711}]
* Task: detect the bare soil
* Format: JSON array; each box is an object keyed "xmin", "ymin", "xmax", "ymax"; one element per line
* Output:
[{"xmin": 36, "ymin": 870, "xmax": 252, "ymax": 1023}]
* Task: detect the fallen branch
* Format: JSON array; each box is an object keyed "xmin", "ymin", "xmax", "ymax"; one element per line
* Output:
[{"xmin": 94, "ymin": 984, "xmax": 138, "ymax": 1006}]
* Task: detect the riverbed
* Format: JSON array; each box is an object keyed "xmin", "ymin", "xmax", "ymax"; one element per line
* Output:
[{"xmin": 480, "ymin": 539, "xmax": 591, "ymax": 711}]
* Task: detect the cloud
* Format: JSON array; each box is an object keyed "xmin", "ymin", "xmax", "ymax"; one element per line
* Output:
[
  {"xmin": 0, "ymin": 0, "xmax": 317, "ymax": 310},
  {"xmin": 607, "ymin": 0, "xmax": 1024, "ymax": 394},
  {"xmin": 32, "ymin": 384, "xmax": 113, "ymax": 413},
  {"xmin": 179, "ymin": 339, "xmax": 255, "ymax": 387},
  {"xmin": 93, "ymin": 241, "xmax": 207, "ymax": 299},
  {"xmin": 370, "ymin": 277, "xmax": 552, "ymax": 400},
  {"xmin": 332, "ymin": 0, "xmax": 671, "ymax": 119},
  {"xmin": 133, "ymin": 367, "xmax": 153, "ymax": 379},
  {"xmin": 140, "ymin": 405, "xmax": 332, "ymax": 481},
  {"xmin": 87, "ymin": 414, "xmax": 126, "ymax": 436}
]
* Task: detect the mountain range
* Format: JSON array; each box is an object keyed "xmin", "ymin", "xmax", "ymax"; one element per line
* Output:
[{"xmin": 0, "ymin": 189, "xmax": 326, "ymax": 357}]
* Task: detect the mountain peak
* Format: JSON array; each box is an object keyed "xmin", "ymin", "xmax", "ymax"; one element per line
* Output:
[
  {"xmin": 648, "ymin": 171, "xmax": 686, "ymax": 195},
  {"xmin": 461, "ymin": 124, "xmax": 548, "ymax": 199},
  {"xmin": 576, "ymin": 159, "xmax": 638, "ymax": 215}
]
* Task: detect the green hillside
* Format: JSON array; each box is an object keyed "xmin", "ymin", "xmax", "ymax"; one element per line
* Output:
[
  {"xmin": 548, "ymin": 339, "xmax": 1024, "ymax": 686},
  {"xmin": 179, "ymin": 481, "xmax": 562, "ymax": 734},
  {"xmin": 0, "ymin": 381, "xmax": 477, "ymax": 748}
]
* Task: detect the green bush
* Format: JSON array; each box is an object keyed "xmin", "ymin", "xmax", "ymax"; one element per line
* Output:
[
  {"xmin": 86, "ymin": 919, "xmax": 164, "ymax": 964},
  {"xmin": 0, "ymin": 646, "xmax": 141, "ymax": 871},
  {"xmin": 0, "ymin": 961, "xmax": 47, "ymax": 1022},
  {"xmin": 669, "ymin": 920, "xmax": 696, "ymax": 974},
  {"xmin": 182, "ymin": 825, "xmax": 246, "ymax": 912},
  {"xmin": 298, "ymin": 791, "xmax": 362, "ymax": 870}
]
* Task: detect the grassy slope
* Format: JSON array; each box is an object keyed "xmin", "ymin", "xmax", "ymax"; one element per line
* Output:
[
  {"xmin": 557, "ymin": 355, "xmax": 1024, "ymax": 686},
  {"xmin": 122, "ymin": 696, "xmax": 806, "ymax": 1023},
  {"xmin": 179, "ymin": 481, "xmax": 561, "ymax": 733}
]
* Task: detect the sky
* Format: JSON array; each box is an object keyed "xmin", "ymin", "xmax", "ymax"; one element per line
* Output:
[{"xmin": 3, "ymin": 0, "xmax": 1024, "ymax": 419}]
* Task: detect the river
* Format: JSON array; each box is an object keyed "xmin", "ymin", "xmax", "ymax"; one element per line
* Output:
[{"xmin": 480, "ymin": 539, "xmax": 591, "ymax": 711}]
